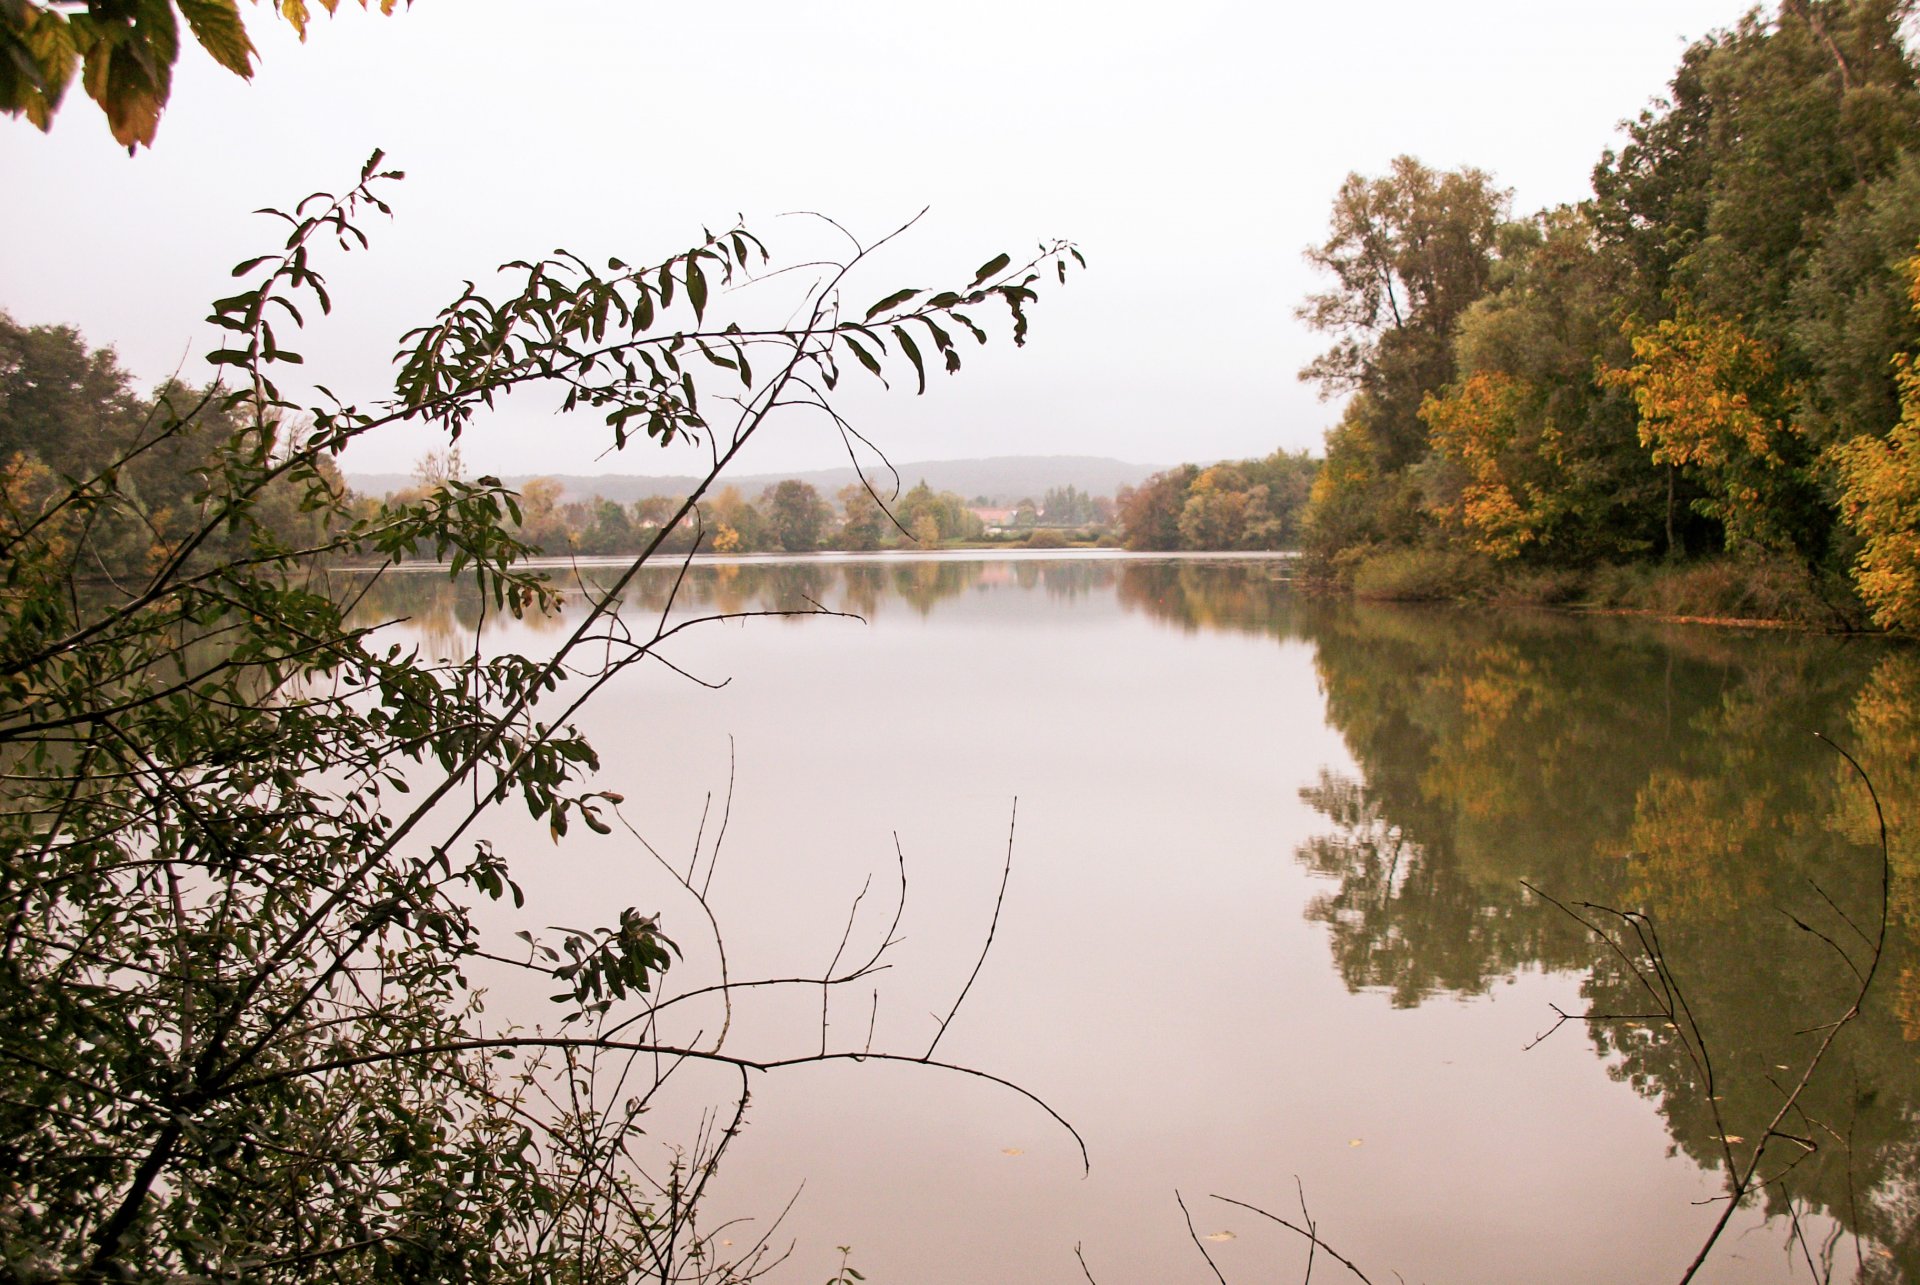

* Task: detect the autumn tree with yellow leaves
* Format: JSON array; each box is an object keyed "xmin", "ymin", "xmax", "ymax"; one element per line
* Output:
[
  {"xmin": 1833, "ymin": 252, "xmax": 1920, "ymax": 630},
  {"xmin": 1600, "ymin": 308, "xmax": 1812, "ymax": 556}
]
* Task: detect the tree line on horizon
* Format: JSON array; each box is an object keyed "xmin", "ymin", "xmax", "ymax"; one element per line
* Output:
[
  {"xmin": 383, "ymin": 469, "xmax": 1118, "ymax": 556},
  {"xmin": 0, "ymin": 314, "xmax": 1129, "ymax": 563}
]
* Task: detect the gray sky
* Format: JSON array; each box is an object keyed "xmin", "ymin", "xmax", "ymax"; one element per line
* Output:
[{"xmin": 3, "ymin": 0, "xmax": 1745, "ymax": 480}]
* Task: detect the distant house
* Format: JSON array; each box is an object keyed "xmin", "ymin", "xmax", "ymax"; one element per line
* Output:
[{"xmin": 968, "ymin": 507, "xmax": 1020, "ymax": 532}]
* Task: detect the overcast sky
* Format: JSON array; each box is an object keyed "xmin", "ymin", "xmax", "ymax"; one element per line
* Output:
[{"xmin": 3, "ymin": 0, "xmax": 1749, "ymax": 480}]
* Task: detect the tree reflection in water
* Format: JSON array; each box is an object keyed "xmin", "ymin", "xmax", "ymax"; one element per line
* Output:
[{"xmin": 1279, "ymin": 591, "xmax": 1919, "ymax": 1280}]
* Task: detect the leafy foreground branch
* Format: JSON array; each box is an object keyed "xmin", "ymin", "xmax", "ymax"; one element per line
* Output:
[{"xmin": 0, "ymin": 152, "xmax": 1083, "ymax": 1283}]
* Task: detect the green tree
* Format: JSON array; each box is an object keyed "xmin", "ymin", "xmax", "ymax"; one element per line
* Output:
[
  {"xmin": 895, "ymin": 479, "xmax": 979, "ymax": 541},
  {"xmin": 1040, "ymin": 483, "xmax": 1096, "ymax": 525},
  {"xmin": 1174, "ymin": 464, "xmax": 1261, "ymax": 549},
  {"xmin": 0, "ymin": 156, "xmax": 1082, "ymax": 1282},
  {"xmin": 1787, "ymin": 152, "xmax": 1920, "ymax": 450},
  {"xmin": 0, "ymin": 311, "xmax": 147, "ymax": 472},
  {"xmin": 762, "ymin": 478, "xmax": 828, "ymax": 552},
  {"xmin": 836, "ymin": 481, "xmax": 889, "ymax": 550},
  {"xmin": 1297, "ymin": 155, "xmax": 1508, "ymax": 472},
  {"xmin": 1422, "ymin": 208, "xmax": 1666, "ymax": 564},
  {"xmin": 582, "ymin": 495, "xmax": 635, "ymax": 553}
]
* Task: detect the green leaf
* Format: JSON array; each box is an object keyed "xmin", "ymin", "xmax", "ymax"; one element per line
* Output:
[
  {"xmin": 843, "ymin": 336, "xmax": 884, "ymax": 381},
  {"xmin": 686, "ymin": 259, "xmax": 708, "ymax": 320},
  {"xmin": 918, "ymin": 317, "xmax": 960, "ymax": 374},
  {"xmin": 969, "ymin": 253, "xmax": 1010, "ymax": 288},
  {"xmin": 892, "ymin": 325, "xmax": 926, "ymax": 395},
  {"xmin": 864, "ymin": 288, "xmax": 921, "ymax": 321}
]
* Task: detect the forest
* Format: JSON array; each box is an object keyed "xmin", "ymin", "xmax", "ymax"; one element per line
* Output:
[{"xmin": 1118, "ymin": 0, "xmax": 1920, "ymax": 630}]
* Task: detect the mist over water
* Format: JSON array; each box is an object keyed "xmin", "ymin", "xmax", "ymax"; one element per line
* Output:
[{"xmin": 361, "ymin": 553, "xmax": 1919, "ymax": 1284}]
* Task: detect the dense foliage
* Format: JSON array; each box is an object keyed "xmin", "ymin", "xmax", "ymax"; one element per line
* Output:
[
  {"xmin": 0, "ymin": 154, "xmax": 1080, "ymax": 1282},
  {"xmin": 1296, "ymin": 0, "xmax": 1920, "ymax": 627},
  {"xmin": 1113, "ymin": 450, "xmax": 1318, "ymax": 551}
]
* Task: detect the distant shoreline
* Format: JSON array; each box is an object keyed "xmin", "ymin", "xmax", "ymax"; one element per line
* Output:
[{"xmin": 348, "ymin": 548, "xmax": 1302, "ymax": 573}]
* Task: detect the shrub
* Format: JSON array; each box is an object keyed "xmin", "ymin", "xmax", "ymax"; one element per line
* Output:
[
  {"xmin": 1489, "ymin": 565, "xmax": 1587, "ymax": 606},
  {"xmin": 1349, "ymin": 547, "xmax": 1491, "ymax": 600}
]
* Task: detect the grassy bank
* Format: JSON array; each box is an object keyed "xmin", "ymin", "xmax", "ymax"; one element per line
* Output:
[{"xmin": 1332, "ymin": 547, "xmax": 1882, "ymax": 633}]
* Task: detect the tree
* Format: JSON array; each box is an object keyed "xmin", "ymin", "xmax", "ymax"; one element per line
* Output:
[
  {"xmin": 1602, "ymin": 306, "xmax": 1817, "ymax": 556},
  {"xmin": 1115, "ymin": 465, "xmax": 1195, "ymax": 551},
  {"xmin": 513, "ymin": 475, "xmax": 568, "ymax": 551},
  {"xmin": 1834, "ymin": 249, "xmax": 1920, "ymax": 628},
  {"xmin": 891, "ymin": 478, "xmax": 977, "ymax": 542},
  {"xmin": 762, "ymin": 478, "xmax": 828, "ymax": 552},
  {"xmin": 1, "ymin": 0, "xmax": 406, "ymax": 151},
  {"xmin": 1041, "ymin": 483, "xmax": 1096, "ymax": 525},
  {"xmin": 1174, "ymin": 464, "xmax": 1260, "ymax": 549},
  {"xmin": 836, "ymin": 481, "xmax": 888, "ymax": 550},
  {"xmin": 1419, "ymin": 207, "xmax": 1667, "ymax": 565},
  {"xmin": 0, "ymin": 311, "xmax": 147, "ymax": 472},
  {"xmin": 0, "ymin": 154, "xmax": 1084, "ymax": 1282},
  {"xmin": 707, "ymin": 484, "xmax": 768, "ymax": 552},
  {"xmin": 1420, "ymin": 371, "xmax": 1558, "ymax": 560},
  {"xmin": 1297, "ymin": 156, "xmax": 1508, "ymax": 471}
]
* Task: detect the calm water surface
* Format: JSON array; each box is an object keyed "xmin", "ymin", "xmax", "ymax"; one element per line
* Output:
[{"xmin": 367, "ymin": 553, "xmax": 1919, "ymax": 1284}]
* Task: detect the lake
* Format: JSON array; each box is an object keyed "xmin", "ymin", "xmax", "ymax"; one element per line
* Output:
[{"xmin": 365, "ymin": 551, "xmax": 1919, "ymax": 1284}]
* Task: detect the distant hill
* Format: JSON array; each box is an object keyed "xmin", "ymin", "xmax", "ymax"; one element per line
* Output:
[{"xmin": 347, "ymin": 455, "xmax": 1170, "ymax": 505}]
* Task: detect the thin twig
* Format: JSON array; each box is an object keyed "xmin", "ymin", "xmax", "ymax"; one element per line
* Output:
[
  {"xmin": 1177, "ymin": 1190, "xmax": 1228, "ymax": 1285},
  {"xmin": 1211, "ymin": 1193, "xmax": 1378, "ymax": 1285},
  {"xmin": 927, "ymin": 799, "xmax": 1016, "ymax": 1060}
]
